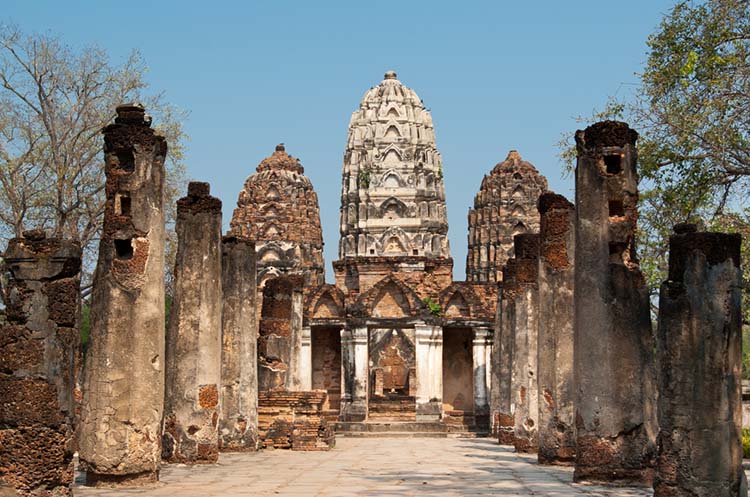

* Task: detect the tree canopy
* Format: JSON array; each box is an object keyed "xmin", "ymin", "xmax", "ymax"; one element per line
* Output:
[{"xmin": 0, "ymin": 24, "xmax": 187, "ymax": 289}]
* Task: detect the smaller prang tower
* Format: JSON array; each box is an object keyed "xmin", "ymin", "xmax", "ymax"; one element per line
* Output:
[
  {"xmin": 230, "ymin": 144, "xmax": 325, "ymax": 289},
  {"xmin": 466, "ymin": 150, "xmax": 547, "ymax": 282}
]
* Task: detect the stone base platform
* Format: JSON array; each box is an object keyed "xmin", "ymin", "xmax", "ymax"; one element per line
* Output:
[{"xmin": 336, "ymin": 421, "xmax": 488, "ymax": 438}]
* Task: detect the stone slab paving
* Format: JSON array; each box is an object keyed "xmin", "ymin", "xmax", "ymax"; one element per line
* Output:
[{"xmin": 75, "ymin": 437, "xmax": 655, "ymax": 497}]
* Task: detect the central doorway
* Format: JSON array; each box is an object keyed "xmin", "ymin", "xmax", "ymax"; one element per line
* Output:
[
  {"xmin": 368, "ymin": 328, "xmax": 416, "ymax": 422},
  {"xmin": 442, "ymin": 327, "xmax": 474, "ymax": 427}
]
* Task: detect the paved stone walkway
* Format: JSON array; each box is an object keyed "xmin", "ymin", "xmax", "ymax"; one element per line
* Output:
[{"xmin": 75, "ymin": 438, "xmax": 654, "ymax": 497}]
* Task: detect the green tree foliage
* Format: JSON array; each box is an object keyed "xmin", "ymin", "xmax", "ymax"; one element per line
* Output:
[
  {"xmin": 0, "ymin": 24, "xmax": 188, "ymax": 292},
  {"xmin": 558, "ymin": 0, "xmax": 750, "ymax": 373}
]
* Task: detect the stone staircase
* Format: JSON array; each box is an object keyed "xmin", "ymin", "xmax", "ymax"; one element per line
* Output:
[{"xmin": 367, "ymin": 395, "xmax": 416, "ymax": 422}]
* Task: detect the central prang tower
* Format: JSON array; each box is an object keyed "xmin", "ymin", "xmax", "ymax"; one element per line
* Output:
[{"xmin": 334, "ymin": 71, "xmax": 453, "ymax": 298}]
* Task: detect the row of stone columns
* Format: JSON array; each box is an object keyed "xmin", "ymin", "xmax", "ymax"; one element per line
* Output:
[
  {"xmin": 74, "ymin": 106, "xmax": 260, "ymax": 486},
  {"xmin": 493, "ymin": 120, "xmax": 746, "ymax": 496}
]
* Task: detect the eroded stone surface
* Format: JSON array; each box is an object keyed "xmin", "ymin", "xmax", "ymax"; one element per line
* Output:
[
  {"xmin": 78, "ymin": 104, "xmax": 167, "ymax": 485},
  {"xmin": 163, "ymin": 182, "xmax": 223, "ymax": 464},
  {"xmin": 219, "ymin": 236, "xmax": 258, "ymax": 452},
  {"xmin": 509, "ymin": 234, "xmax": 540, "ymax": 454},
  {"xmin": 655, "ymin": 229, "xmax": 745, "ymax": 496},
  {"xmin": 537, "ymin": 193, "xmax": 576, "ymax": 466},
  {"xmin": 573, "ymin": 121, "xmax": 656, "ymax": 485},
  {"xmin": 0, "ymin": 233, "xmax": 81, "ymax": 496}
]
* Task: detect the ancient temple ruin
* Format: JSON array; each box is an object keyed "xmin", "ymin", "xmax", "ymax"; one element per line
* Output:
[
  {"xmin": 1, "ymin": 74, "xmax": 745, "ymax": 497},
  {"xmin": 0, "ymin": 232, "xmax": 81, "ymax": 496}
]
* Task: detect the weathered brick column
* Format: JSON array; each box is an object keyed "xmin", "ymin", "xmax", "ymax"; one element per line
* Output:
[
  {"xmin": 79, "ymin": 104, "xmax": 167, "ymax": 485},
  {"xmin": 574, "ymin": 121, "xmax": 656, "ymax": 484},
  {"xmin": 511, "ymin": 233, "xmax": 540, "ymax": 453},
  {"xmin": 537, "ymin": 193, "xmax": 576, "ymax": 465},
  {"xmin": 495, "ymin": 259, "xmax": 518, "ymax": 445},
  {"xmin": 0, "ymin": 231, "xmax": 81, "ymax": 496},
  {"xmin": 257, "ymin": 275, "xmax": 304, "ymax": 391},
  {"xmin": 655, "ymin": 224, "xmax": 746, "ymax": 496},
  {"xmin": 163, "ymin": 182, "xmax": 223, "ymax": 463},
  {"xmin": 219, "ymin": 235, "xmax": 258, "ymax": 451}
]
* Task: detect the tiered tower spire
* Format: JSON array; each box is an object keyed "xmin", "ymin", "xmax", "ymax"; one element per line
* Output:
[{"xmin": 339, "ymin": 71, "xmax": 450, "ymax": 259}]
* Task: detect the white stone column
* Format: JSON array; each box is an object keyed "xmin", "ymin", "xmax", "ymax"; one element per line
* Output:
[
  {"xmin": 286, "ymin": 288, "xmax": 304, "ymax": 391},
  {"xmin": 415, "ymin": 322, "xmax": 443, "ymax": 422},
  {"xmin": 340, "ymin": 326, "xmax": 368, "ymax": 422},
  {"xmin": 299, "ymin": 326, "xmax": 312, "ymax": 390},
  {"xmin": 473, "ymin": 327, "xmax": 491, "ymax": 424}
]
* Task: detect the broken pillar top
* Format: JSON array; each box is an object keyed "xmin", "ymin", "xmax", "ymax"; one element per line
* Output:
[
  {"xmin": 538, "ymin": 192, "xmax": 574, "ymax": 214},
  {"xmin": 673, "ymin": 222, "xmax": 697, "ymax": 234},
  {"xmin": 4, "ymin": 232, "xmax": 82, "ymax": 281},
  {"xmin": 114, "ymin": 103, "xmax": 151, "ymax": 127},
  {"xmin": 188, "ymin": 181, "xmax": 211, "ymax": 197},
  {"xmin": 668, "ymin": 230, "xmax": 741, "ymax": 282},
  {"xmin": 514, "ymin": 233, "xmax": 540, "ymax": 259},
  {"xmin": 177, "ymin": 181, "xmax": 222, "ymax": 214},
  {"xmin": 575, "ymin": 120, "xmax": 638, "ymax": 151}
]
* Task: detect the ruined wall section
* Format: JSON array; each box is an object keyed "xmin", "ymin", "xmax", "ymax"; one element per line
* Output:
[
  {"xmin": 655, "ymin": 225, "xmax": 745, "ymax": 496},
  {"xmin": 79, "ymin": 104, "xmax": 167, "ymax": 485},
  {"xmin": 163, "ymin": 182, "xmax": 223, "ymax": 464},
  {"xmin": 0, "ymin": 232, "xmax": 81, "ymax": 496},
  {"xmin": 339, "ymin": 71, "xmax": 450, "ymax": 259},
  {"xmin": 466, "ymin": 151, "xmax": 547, "ymax": 282},
  {"xmin": 258, "ymin": 275, "xmax": 304, "ymax": 391},
  {"xmin": 230, "ymin": 144, "xmax": 324, "ymax": 288},
  {"xmin": 573, "ymin": 121, "xmax": 656, "ymax": 485}
]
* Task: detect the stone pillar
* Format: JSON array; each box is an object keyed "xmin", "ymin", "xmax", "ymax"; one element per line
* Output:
[
  {"xmin": 574, "ymin": 121, "xmax": 656, "ymax": 484},
  {"xmin": 415, "ymin": 323, "xmax": 443, "ymax": 422},
  {"xmin": 300, "ymin": 326, "xmax": 313, "ymax": 390},
  {"xmin": 339, "ymin": 328, "xmax": 354, "ymax": 419},
  {"xmin": 0, "ymin": 231, "xmax": 81, "ymax": 496},
  {"xmin": 472, "ymin": 326, "xmax": 491, "ymax": 428},
  {"xmin": 340, "ymin": 326, "xmax": 368, "ymax": 422},
  {"xmin": 495, "ymin": 259, "xmax": 517, "ymax": 445},
  {"xmin": 286, "ymin": 288, "xmax": 304, "ymax": 391},
  {"xmin": 655, "ymin": 225, "xmax": 746, "ymax": 497},
  {"xmin": 510, "ymin": 234, "xmax": 540, "ymax": 453},
  {"xmin": 537, "ymin": 192, "xmax": 576, "ymax": 465},
  {"xmin": 79, "ymin": 104, "xmax": 167, "ymax": 485},
  {"xmin": 163, "ymin": 182, "xmax": 223, "ymax": 464},
  {"xmin": 257, "ymin": 275, "xmax": 304, "ymax": 391},
  {"xmin": 219, "ymin": 235, "xmax": 258, "ymax": 452}
]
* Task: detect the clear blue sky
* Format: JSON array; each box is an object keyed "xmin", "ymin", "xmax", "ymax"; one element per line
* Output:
[{"xmin": 5, "ymin": 1, "xmax": 675, "ymax": 282}]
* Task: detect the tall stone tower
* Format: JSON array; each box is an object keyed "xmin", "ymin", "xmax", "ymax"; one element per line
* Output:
[
  {"xmin": 230, "ymin": 144, "xmax": 325, "ymax": 288},
  {"xmin": 335, "ymin": 71, "xmax": 453, "ymax": 297},
  {"xmin": 466, "ymin": 151, "xmax": 547, "ymax": 282}
]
